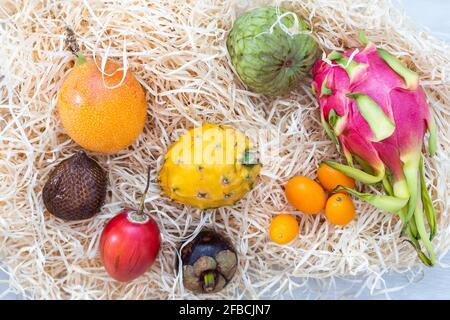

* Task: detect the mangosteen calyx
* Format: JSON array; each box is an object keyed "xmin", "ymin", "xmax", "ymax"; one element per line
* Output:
[{"xmin": 179, "ymin": 230, "xmax": 238, "ymax": 294}]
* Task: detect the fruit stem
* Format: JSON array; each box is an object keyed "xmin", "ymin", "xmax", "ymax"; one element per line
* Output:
[
  {"xmin": 136, "ymin": 166, "xmax": 151, "ymax": 216},
  {"xmin": 243, "ymin": 150, "xmax": 259, "ymax": 166},
  {"xmin": 65, "ymin": 25, "xmax": 86, "ymax": 65},
  {"xmin": 202, "ymin": 271, "xmax": 216, "ymax": 292}
]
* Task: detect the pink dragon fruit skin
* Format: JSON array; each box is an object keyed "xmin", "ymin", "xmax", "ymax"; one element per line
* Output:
[{"xmin": 312, "ymin": 33, "xmax": 438, "ymax": 266}]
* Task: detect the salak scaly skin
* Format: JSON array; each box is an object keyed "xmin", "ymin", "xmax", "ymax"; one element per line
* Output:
[{"xmin": 312, "ymin": 33, "xmax": 438, "ymax": 266}]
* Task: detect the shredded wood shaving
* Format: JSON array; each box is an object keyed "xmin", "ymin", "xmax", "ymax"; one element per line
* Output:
[{"xmin": 0, "ymin": 0, "xmax": 449, "ymax": 299}]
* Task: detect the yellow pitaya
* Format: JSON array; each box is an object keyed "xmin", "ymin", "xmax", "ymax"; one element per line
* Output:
[{"xmin": 159, "ymin": 124, "xmax": 261, "ymax": 210}]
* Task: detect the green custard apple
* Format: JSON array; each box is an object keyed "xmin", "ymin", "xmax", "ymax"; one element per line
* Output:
[{"xmin": 227, "ymin": 7, "xmax": 318, "ymax": 96}]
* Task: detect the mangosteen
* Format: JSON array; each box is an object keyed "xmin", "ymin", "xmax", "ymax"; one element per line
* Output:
[{"xmin": 178, "ymin": 229, "xmax": 238, "ymax": 294}]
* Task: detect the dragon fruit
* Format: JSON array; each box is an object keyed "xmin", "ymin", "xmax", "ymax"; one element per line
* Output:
[{"xmin": 312, "ymin": 33, "xmax": 438, "ymax": 266}]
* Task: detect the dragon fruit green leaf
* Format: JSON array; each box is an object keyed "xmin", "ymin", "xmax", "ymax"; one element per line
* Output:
[
  {"xmin": 311, "ymin": 83, "xmax": 317, "ymax": 95},
  {"xmin": 323, "ymin": 160, "xmax": 385, "ymax": 184},
  {"xmin": 320, "ymin": 112, "xmax": 338, "ymax": 145},
  {"xmin": 328, "ymin": 109, "xmax": 338, "ymax": 127},
  {"xmin": 346, "ymin": 93, "xmax": 396, "ymax": 142},
  {"xmin": 404, "ymin": 238, "xmax": 433, "ymax": 267},
  {"xmin": 342, "ymin": 145, "xmax": 354, "ymax": 166},
  {"xmin": 402, "ymin": 153, "xmax": 420, "ymax": 222},
  {"xmin": 420, "ymin": 156, "xmax": 436, "ymax": 240},
  {"xmin": 328, "ymin": 51, "xmax": 367, "ymax": 80},
  {"xmin": 427, "ymin": 114, "xmax": 438, "ymax": 156},
  {"xmin": 382, "ymin": 175, "xmax": 394, "ymax": 196},
  {"xmin": 320, "ymin": 76, "xmax": 332, "ymax": 97},
  {"xmin": 354, "ymin": 155, "xmax": 375, "ymax": 175},
  {"xmin": 334, "ymin": 185, "xmax": 408, "ymax": 213},
  {"xmin": 333, "ymin": 115, "xmax": 347, "ymax": 137},
  {"xmin": 377, "ymin": 48, "xmax": 419, "ymax": 90},
  {"xmin": 413, "ymin": 197, "xmax": 436, "ymax": 264},
  {"xmin": 358, "ymin": 31, "xmax": 370, "ymax": 46}
]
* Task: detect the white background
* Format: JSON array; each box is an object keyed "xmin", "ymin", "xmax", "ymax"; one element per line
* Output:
[{"xmin": 1, "ymin": 0, "xmax": 449, "ymax": 300}]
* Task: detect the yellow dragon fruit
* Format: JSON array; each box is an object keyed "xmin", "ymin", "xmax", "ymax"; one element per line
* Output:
[
  {"xmin": 159, "ymin": 124, "xmax": 261, "ymax": 209},
  {"xmin": 312, "ymin": 33, "xmax": 438, "ymax": 266}
]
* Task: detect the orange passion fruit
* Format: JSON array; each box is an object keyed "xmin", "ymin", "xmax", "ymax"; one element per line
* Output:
[{"xmin": 58, "ymin": 59, "xmax": 147, "ymax": 153}]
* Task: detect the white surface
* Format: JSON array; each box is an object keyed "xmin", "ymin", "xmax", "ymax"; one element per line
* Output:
[
  {"xmin": 1, "ymin": 0, "xmax": 449, "ymax": 300},
  {"xmin": 398, "ymin": 0, "xmax": 450, "ymax": 42}
]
